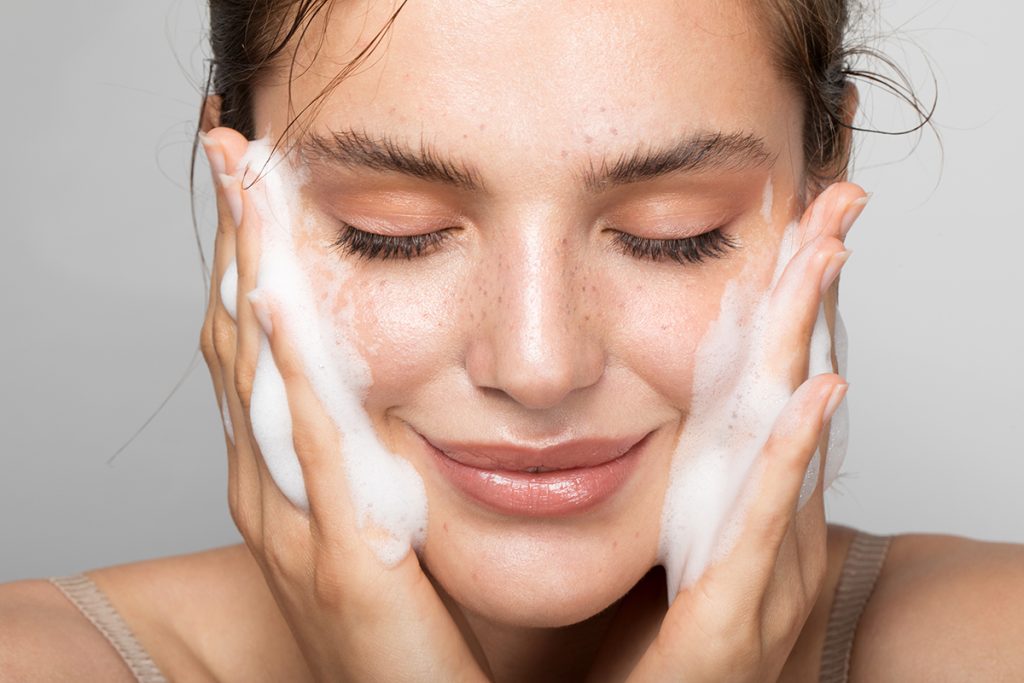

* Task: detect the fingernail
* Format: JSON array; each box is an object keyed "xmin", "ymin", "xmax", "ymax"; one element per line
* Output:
[
  {"xmin": 839, "ymin": 194, "xmax": 871, "ymax": 239},
  {"xmin": 247, "ymin": 290, "xmax": 274, "ymax": 336},
  {"xmin": 200, "ymin": 133, "xmax": 226, "ymax": 177},
  {"xmin": 822, "ymin": 383, "xmax": 848, "ymax": 426},
  {"xmin": 820, "ymin": 249, "xmax": 852, "ymax": 295},
  {"xmin": 218, "ymin": 173, "xmax": 243, "ymax": 226}
]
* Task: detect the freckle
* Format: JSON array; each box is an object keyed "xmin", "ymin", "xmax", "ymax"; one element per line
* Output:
[
  {"xmin": 497, "ymin": 295, "xmax": 502, "ymax": 303},
  {"xmin": 560, "ymin": 149, "xmax": 569, "ymax": 159},
  {"xmin": 599, "ymin": 106, "xmax": 606, "ymax": 113},
  {"xmin": 610, "ymin": 127, "xmax": 618, "ymax": 136},
  {"xmin": 612, "ymin": 540, "xmax": 618, "ymax": 549},
  {"xmin": 462, "ymin": 133, "xmax": 468, "ymax": 139},
  {"xmin": 591, "ymin": 285, "xmax": 597, "ymax": 292},
  {"xmin": 479, "ymin": 123, "xmax": 486, "ymax": 131},
  {"xmin": 584, "ymin": 134, "xmax": 593, "ymax": 144},
  {"xmin": 584, "ymin": 315, "xmax": 590, "ymax": 321}
]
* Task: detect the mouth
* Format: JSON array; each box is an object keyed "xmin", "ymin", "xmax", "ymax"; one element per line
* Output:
[{"xmin": 419, "ymin": 431, "xmax": 652, "ymax": 517}]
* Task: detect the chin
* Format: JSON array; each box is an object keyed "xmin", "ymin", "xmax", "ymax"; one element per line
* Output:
[{"xmin": 420, "ymin": 508, "xmax": 660, "ymax": 628}]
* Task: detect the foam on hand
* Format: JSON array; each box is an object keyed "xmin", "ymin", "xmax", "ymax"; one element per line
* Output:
[
  {"xmin": 219, "ymin": 262, "xmax": 239, "ymax": 444},
  {"xmin": 236, "ymin": 139, "xmax": 428, "ymax": 567},
  {"xmin": 659, "ymin": 219, "xmax": 849, "ymax": 601}
]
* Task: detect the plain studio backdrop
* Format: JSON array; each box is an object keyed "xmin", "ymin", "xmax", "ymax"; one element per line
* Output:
[{"xmin": 1, "ymin": 1, "xmax": 1021, "ymax": 581}]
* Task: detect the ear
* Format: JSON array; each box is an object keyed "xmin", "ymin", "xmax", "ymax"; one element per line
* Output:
[{"xmin": 201, "ymin": 95, "xmax": 223, "ymax": 134}]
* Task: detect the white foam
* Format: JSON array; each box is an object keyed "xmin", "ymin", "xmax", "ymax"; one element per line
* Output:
[
  {"xmin": 221, "ymin": 260, "xmax": 238, "ymax": 320},
  {"xmin": 659, "ymin": 220, "xmax": 848, "ymax": 600},
  {"xmin": 240, "ymin": 139, "xmax": 428, "ymax": 567}
]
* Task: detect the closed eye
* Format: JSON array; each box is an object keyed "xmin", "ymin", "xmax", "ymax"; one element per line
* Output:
[
  {"xmin": 330, "ymin": 222, "xmax": 454, "ymax": 260},
  {"xmin": 612, "ymin": 228, "xmax": 739, "ymax": 264},
  {"xmin": 330, "ymin": 221, "xmax": 739, "ymax": 265}
]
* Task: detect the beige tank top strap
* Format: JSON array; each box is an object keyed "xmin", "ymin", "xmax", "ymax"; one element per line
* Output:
[
  {"xmin": 49, "ymin": 573, "xmax": 168, "ymax": 683},
  {"xmin": 818, "ymin": 529, "xmax": 892, "ymax": 683}
]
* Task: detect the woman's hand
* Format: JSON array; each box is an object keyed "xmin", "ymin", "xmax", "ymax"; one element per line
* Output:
[
  {"xmin": 199, "ymin": 128, "xmax": 489, "ymax": 683},
  {"xmin": 599, "ymin": 183, "xmax": 868, "ymax": 683}
]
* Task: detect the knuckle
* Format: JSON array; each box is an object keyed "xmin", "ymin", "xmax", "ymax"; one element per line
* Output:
[
  {"xmin": 230, "ymin": 500, "xmax": 260, "ymax": 551},
  {"xmin": 211, "ymin": 313, "xmax": 236, "ymax": 364},
  {"xmin": 200, "ymin": 319, "xmax": 217, "ymax": 368}
]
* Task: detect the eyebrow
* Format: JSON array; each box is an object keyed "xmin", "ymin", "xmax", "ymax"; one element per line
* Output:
[
  {"xmin": 300, "ymin": 128, "xmax": 775, "ymax": 193},
  {"xmin": 301, "ymin": 129, "xmax": 484, "ymax": 191}
]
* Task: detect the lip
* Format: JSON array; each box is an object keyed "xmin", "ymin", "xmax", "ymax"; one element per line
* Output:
[{"xmin": 422, "ymin": 432, "xmax": 651, "ymax": 516}]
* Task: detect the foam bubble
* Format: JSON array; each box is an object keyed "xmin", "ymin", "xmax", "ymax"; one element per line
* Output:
[
  {"xmin": 658, "ymin": 220, "xmax": 849, "ymax": 600},
  {"xmin": 221, "ymin": 260, "xmax": 238, "ymax": 320},
  {"xmin": 240, "ymin": 139, "xmax": 428, "ymax": 566}
]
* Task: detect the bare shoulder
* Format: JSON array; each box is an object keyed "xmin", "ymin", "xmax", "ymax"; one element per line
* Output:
[
  {"xmin": 850, "ymin": 530, "xmax": 1024, "ymax": 682},
  {"xmin": 0, "ymin": 578, "xmax": 135, "ymax": 682},
  {"xmin": 1, "ymin": 545, "xmax": 308, "ymax": 683}
]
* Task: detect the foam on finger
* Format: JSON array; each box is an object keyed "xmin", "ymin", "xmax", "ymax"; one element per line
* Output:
[
  {"xmin": 221, "ymin": 259, "xmax": 238, "ymax": 320},
  {"xmin": 659, "ymin": 215, "xmax": 850, "ymax": 601},
  {"xmin": 238, "ymin": 138, "xmax": 428, "ymax": 567}
]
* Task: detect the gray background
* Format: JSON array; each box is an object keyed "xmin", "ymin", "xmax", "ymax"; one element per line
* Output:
[{"xmin": 1, "ymin": 1, "xmax": 1021, "ymax": 581}]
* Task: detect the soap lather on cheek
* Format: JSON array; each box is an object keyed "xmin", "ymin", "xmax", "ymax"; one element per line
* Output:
[
  {"xmin": 237, "ymin": 139, "xmax": 429, "ymax": 568},
  {"xmin": 658, "ymin": 219, "xmax": 849, "ymax": 601}
]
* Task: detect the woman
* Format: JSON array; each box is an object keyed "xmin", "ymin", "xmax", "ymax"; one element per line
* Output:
[{"xmin": 2, "ymin": 0, "xmax": 1022, "ymax": 681}]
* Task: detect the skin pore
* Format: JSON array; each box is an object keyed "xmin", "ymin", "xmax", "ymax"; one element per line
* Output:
[{"xmin": 221, "ymin": 0, "xmax": 835, "ymax": 677}]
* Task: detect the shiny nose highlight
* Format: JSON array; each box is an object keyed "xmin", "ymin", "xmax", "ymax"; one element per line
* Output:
[{"xmin": 465, "ymin": 238, "xmax": 605, "ymax": 410}]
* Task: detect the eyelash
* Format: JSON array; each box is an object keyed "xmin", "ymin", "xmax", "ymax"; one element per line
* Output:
[
  {"xmin": 331, "ymin": 223, "xmax": 453, "ymax": 260},
  {"xmin": 330, "ymin": 222, "xmax": 738, "ymax": 265},
  {"xmin": 611, "ymin": 228, "xmax": 739, "ymax": 264}
]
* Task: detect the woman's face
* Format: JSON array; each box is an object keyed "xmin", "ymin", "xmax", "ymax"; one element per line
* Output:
[{"xmin": 247, "ymin": 0, "xmax": 808, "ymax": 627}]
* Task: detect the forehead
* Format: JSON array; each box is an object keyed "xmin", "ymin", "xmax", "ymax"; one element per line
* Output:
[{"xmin": 253, "ymin": 0, "xmax": 802, "ymax": 185}]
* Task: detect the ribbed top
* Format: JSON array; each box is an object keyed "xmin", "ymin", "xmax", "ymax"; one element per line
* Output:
[
  {"xmin": 49, "ymin": 574, "xmax": 168, "ymax": 683},
  {"xmin": 818, "ymin": 530, "xmax": 892, "ymax": 683}
]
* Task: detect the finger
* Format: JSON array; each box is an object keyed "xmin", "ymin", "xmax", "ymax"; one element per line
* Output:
[
  {"xmin": 246, "ymin": 290, "xmax": 359, "ymax": 536},
  {"xmin": 763, "ymin": 234, "xmax": 848, "ymax": 387},
  {"xmin": 197, "ymin": 134, "xmax": 229, "ymax": 437},
  {"xmin": 203, "ymin": 129, "xmax": 267, "ymax": 541},
  {"xmin": 228, "ymin": 170, "xmax": 262, "ymax": 418},
  {"xmin": 762, "ymin": 183, "xmax": 868, "ymax": 387},
  {"xmin": 725, "ymin": 374, "xmax": 846, "ymax": 586},
  {"xmin": 795, "ymin": 182, "xmax": 868, "ymax": 246}
]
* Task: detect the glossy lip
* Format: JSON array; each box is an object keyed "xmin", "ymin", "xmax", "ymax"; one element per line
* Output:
[{"xmin": 421, "ymin": 432, "xmax": 652, "ymax": 517}]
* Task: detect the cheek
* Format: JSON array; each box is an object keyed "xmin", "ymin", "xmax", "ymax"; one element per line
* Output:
[
  {"xmin": 604, "ymin": 269, "xmax": 732, "ymax": 409},
  {"xmin": 347, "ymin": 273, "xmax": 460, "ymax": 403},
  {"xmin": 293, "ymin": 236, "xmax": 453, "ymax": 403}
]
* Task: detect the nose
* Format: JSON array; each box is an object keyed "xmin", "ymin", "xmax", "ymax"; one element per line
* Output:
[{"xmin": 465, "ymin": 227, "xmax": 606, "ymax": 410}]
